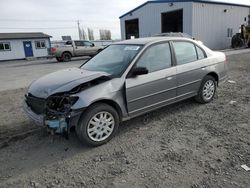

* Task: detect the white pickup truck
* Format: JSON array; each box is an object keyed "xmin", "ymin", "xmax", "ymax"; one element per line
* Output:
[{"xmin": 51, "ymin": 40, "xmax": 104, "ymax": 62}]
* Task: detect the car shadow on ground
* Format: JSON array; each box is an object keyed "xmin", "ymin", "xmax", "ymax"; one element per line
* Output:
[{"xmin": 117, "ymin": 98, "xmax": 199, "ymax": 136}]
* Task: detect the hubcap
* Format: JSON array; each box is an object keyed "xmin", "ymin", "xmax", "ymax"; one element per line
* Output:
[
  {"xmin": 202, "ymin": 80, "xmax": 215, "ymax": 101},
  {"xmin": 65, "ymin": 55, "xmax": 70, "ymax": 61},
  {"xmin": 87, "ymin": 112, "xmax": 115, "ymax": 142}
]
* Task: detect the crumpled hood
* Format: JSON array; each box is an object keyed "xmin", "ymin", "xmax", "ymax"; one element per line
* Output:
[{"xmin": 28, "ymin": 67, "xmax": 111, "ymax": 98}]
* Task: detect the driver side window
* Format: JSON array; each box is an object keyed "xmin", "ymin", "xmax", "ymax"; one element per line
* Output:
[{"xmin": 136, "ymin": 43, "xmax": 172, "ymax": 73}]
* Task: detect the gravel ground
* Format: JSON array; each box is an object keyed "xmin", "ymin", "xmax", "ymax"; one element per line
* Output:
[
  {"xmin": 0, "ymin": 53, "xmax": 249, "ymax": 188},
  {"xmin": 0, "ymin": 88, "xmax": 34, "ymax": 143}
]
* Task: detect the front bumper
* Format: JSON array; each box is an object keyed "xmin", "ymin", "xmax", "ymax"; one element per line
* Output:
[
  {"xmin": 23, "ymin": 101, "xmax": 45, "ymax": 126},
  {"xmin": 23, "ymin": 101, "xmax": 84, "ymax": 129}
]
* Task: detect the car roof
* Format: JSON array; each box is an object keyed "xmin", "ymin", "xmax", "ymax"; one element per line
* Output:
[
  {"xmin": 114, "ymin": 37, "xmax": 194, "ymax": 45},
  {"xmin": 153, "ymin": 32, "xmax": 193, "ymax": 38}
]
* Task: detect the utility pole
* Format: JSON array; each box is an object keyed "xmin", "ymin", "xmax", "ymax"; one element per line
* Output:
[{"xmin": 77, "ymin": 20, "xmax": 81, "ymax": 40}]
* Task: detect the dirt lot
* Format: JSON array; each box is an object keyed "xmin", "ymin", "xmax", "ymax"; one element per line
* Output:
[{"xmin": 0, "ymin": 53, "xmax": 249, "ymax": 188}]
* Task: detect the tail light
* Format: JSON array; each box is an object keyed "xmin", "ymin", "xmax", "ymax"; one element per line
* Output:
[{"xmin": 51, "ymin": 47, "xmax": 57, "ymax": 53}]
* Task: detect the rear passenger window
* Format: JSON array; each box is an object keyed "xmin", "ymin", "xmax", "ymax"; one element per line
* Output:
[
  {"xmin": 173, "ymin": 42, "xmax": 198, "ymax": 65},
  {"xmin": 84, "ymin": 41, "xmax": 94, "ymax": 46},
  {"xmin": 75, "ymin": 41, "xmax": 84, "ymax": 46},
  {"xmin": 136, "ymin": 43, "xmax": 172, "ymax": 73},
  {"xmin": 196, "ymin": 46, "xmax": 206, "ymax": 59}
]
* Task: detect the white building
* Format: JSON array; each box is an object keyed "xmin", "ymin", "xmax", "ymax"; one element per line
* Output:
[
  {"xmin": 0, "ymin": 32, "xmax": 51, "ymax": 61},
  {"xmin": 120, "ymin": 0, "xmax": 250, "ymax": 49}
]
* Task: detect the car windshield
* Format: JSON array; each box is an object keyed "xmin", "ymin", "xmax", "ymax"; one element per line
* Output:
[{"xmin": 81, "ymin": 44, "xmax": 143, "ymax": 77}]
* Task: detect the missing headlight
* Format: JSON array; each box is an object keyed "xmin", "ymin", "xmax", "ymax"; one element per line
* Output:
[{"xmin": 46, "ymin": 95, "xmax": 79, "ymax": 113}]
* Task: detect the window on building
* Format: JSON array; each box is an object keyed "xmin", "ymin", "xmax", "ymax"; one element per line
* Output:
[
  {"xmin": 35, "ymin": 41, "xmax": 46, "ymax": 49},
  {"xmin": 227, "ymin": 28, "xmax": 233, "ymax": 38},
  {"xmin": 173, "ymin": 42, "xmax": 198, "ymax": 65},
  {"xmin": 0, "ymin": 42, "xmax": 11, "ymax": 51},
  {"xmin": 136, "ymin": 42, "xmax": 172, "ymax": 73}
]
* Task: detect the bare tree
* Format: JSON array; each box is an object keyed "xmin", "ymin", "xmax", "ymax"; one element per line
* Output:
[
  {"xmin": 77, "ymin": 20, "xmax": 81, "ymax": 40},
  {"xmin": 81, "ymin": 28, "xmax": 87, "ymax": 40},
  {"xmin": 99, "ymin": 29, "xmax": 112, "ymax": 40},
  {"xmin": 78, "ymin": 28, "xmax": 83, "ymax": 40},
  {"xmin": 88, "ymin": 28, "xmax": 94, "ymax": 40},
  {"xmin": 107, "ymin": 30, "xmax": 111, "ymax": 40}
]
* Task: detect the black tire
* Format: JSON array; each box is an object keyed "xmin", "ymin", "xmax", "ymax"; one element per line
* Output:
[
  {"xmin": 231, "ymin": 34, "xmax": 244, "ymax": 48},
  {"xmin": 195, "ymin": 75, "xmax": 217, "ymax": 104},
  {"xmin": 76, "ymin": 103, "xmax": 120, "ymax": 147},
  {"xmin": 56, "ymin": 57, "xmax": 63, "ymax": 62},
  {"xmin": 62, "ymin": 52, "xmax": 72, "ymax": 62}
]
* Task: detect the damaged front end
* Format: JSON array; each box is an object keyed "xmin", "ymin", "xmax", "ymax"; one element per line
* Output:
[
  {"xmin": 43, "ymin": 76, "xmax": 111, "ymax": 135},
  {"xmin": 24, "ymin": 93, "xmax": 82, "ymax": 137},
  {"xmin": 45, "ymin": 94, "xmax": 80, "ymax": 136},
  {"xmin": 24, "ymin": 72, "xmax": 112, "ymax": 137}
]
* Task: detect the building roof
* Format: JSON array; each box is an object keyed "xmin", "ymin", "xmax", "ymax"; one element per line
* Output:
[
  {"xmin": 119, "ymin": 0, "xmax": 250, "ymax": 19},
  {"xmin": 0, "ymin": 32, "xmax": 51, "ymax": 40}
]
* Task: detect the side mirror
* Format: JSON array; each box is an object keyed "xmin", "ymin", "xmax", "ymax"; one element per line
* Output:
[
  {"xmin": 91, "ymin": 43, "xmax": 95, "ymax": 47},
  {"xmin": 131, "ymin": 67, "xmax": 149, "ymax": 77}
]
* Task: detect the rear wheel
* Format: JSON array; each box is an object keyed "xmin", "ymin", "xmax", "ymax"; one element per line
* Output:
[
  {"xmin": 56, "ymin": 57, "xmax": 63, "ymax": 62},
  {"xmin": 195, "ymin": 75, "xmax": 217, "ymax": 104},
  {"xmin": 62, "ymin": 52, "xmax": 72, "ymax": 62},
  {"xmin": 76, "ymin": 103, "xmax": 119, "ymax": 146}
]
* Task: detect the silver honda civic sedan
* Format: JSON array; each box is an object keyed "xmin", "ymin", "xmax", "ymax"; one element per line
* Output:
[{"xmin": 23, "ymin": 37, "xmax": 227, "ymax": 146}]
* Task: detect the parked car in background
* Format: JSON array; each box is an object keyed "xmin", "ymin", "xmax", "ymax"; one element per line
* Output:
[
  {"xmin": 24, "ymin": 37, "xmax": 227, "ymax": 146},
  {"xmin": 51, "ymin": 40, "xmax": 104, "ymax": 62}
]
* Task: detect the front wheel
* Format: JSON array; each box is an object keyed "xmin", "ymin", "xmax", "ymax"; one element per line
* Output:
[
  {"xmin": 195, "ymin": 75, "xmax": 217, "ymax": 104},
  {"xmin": 76, "ymin": 103, "xmax": 119, "ymax": 146}
]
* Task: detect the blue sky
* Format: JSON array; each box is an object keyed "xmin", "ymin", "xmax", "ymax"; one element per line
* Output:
[{"xmin": 0, "ymin": 0, "xmax": 249, "ymax": 40}]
